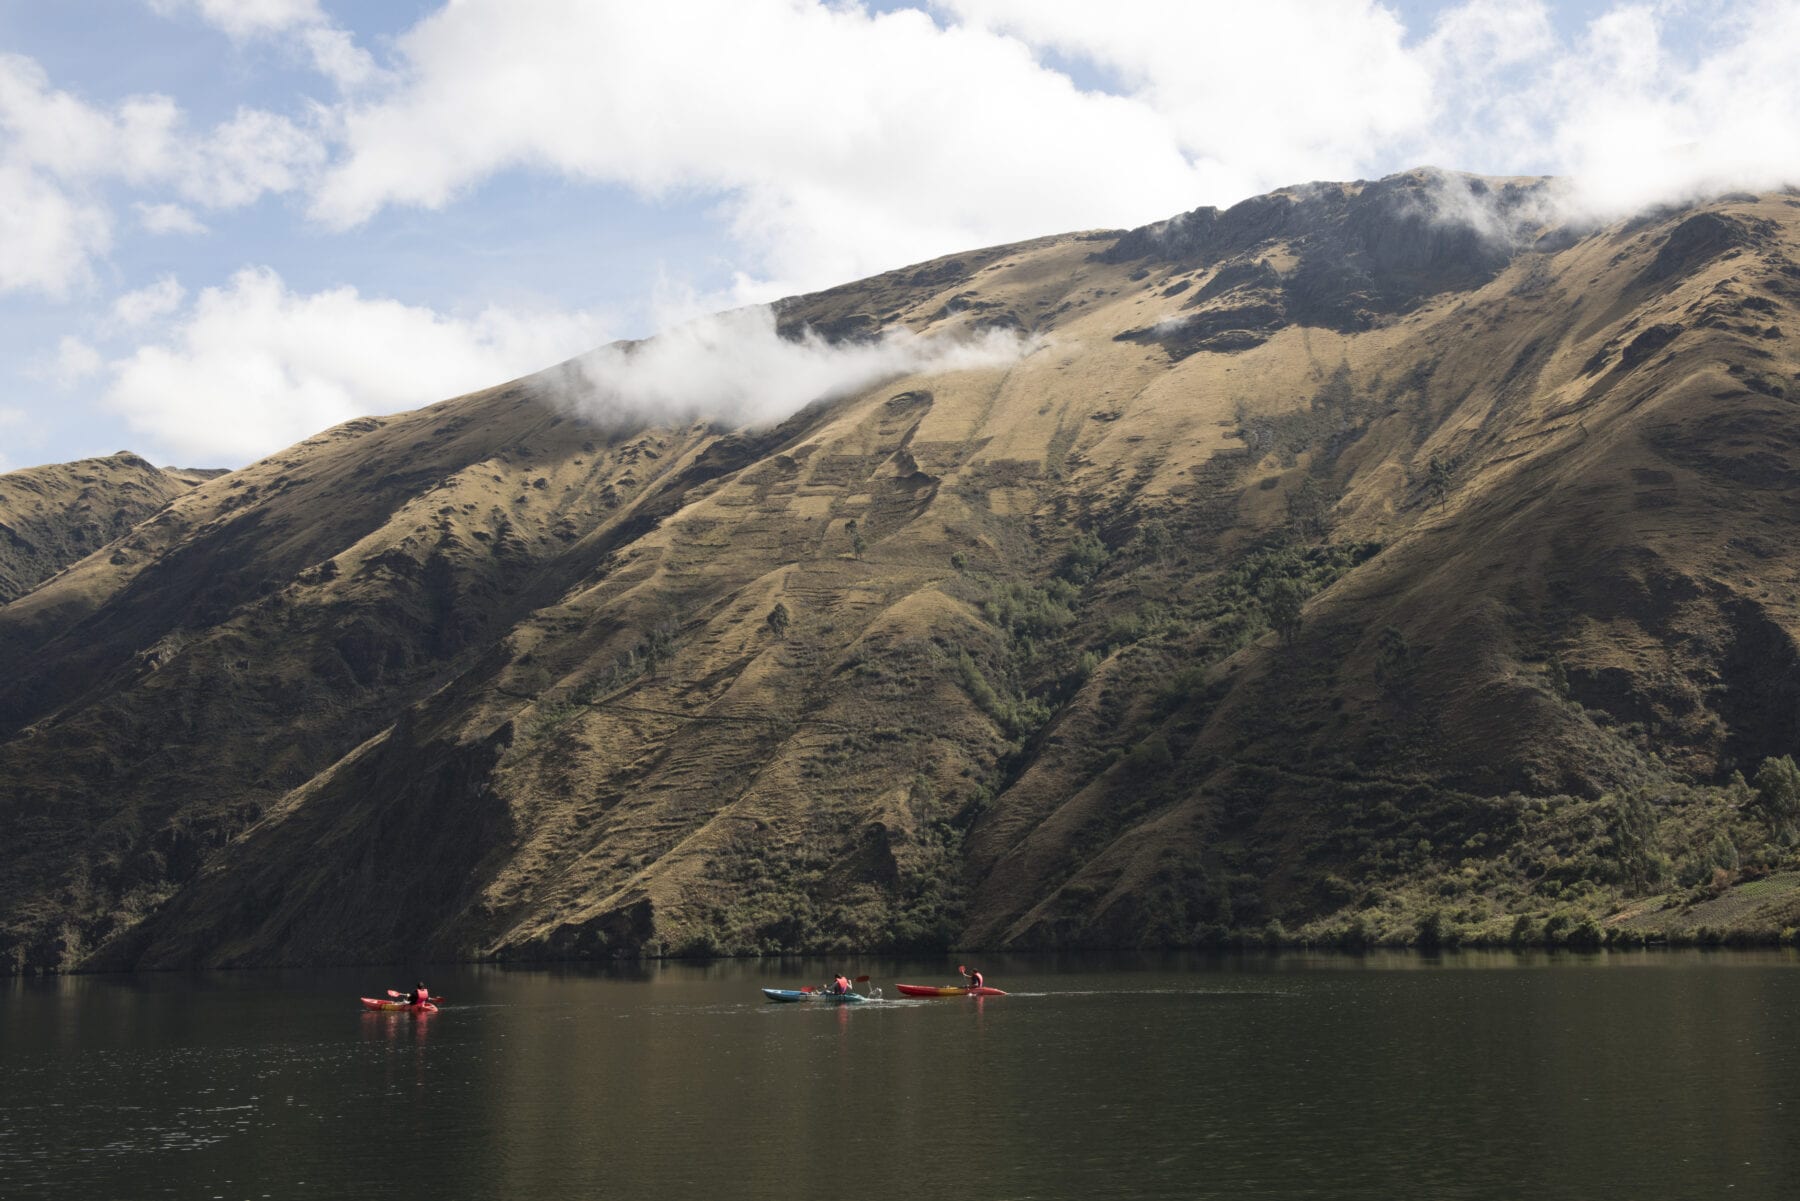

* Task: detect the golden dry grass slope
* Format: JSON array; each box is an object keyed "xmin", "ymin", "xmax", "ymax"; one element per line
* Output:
[
  {"xmin": 0, "ymin": 452, "xmax": 220, "ymax": 604},
  {"xmin": 2, "ymin": 169, "xmax": 1798, "ymax": 971}
]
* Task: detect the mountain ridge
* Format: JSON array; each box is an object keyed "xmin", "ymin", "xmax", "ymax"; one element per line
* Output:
[
  {"xmin": 0, "ymin": 451, "xmax": 222, "ymax": 606},
  {"xmin": 4, "ymin": 169, "xmax": 1799, "ymax": 973}
]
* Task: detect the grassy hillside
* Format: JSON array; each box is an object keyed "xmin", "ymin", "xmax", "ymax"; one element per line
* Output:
[
  {"xmin": 3, "ymin": 170, "xmax": 1798, "ymax": 972},
  {"xmin": 0, "ymin": 452, "xmax": 219, "ymax": 604}
]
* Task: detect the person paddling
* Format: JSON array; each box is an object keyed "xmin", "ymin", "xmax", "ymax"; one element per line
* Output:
[
  {"xmin": 408, "ymin": 981, "xmax": 431, "ymax": 1006},
  {"xmin": 831, "ymin": 974, "xmax": 852, "ymax": 995},
  {"xmin": 961, "ymin": 966, "xmax": 984, "ymax": 991}
]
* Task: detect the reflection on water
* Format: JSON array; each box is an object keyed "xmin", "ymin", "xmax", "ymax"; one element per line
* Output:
[{"xmin": 3, "ymin": 950, "xmax": 1799, "ymax": 1199}]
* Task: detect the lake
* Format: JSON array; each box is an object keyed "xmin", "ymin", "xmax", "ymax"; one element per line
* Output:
[{"xmin": 4, "ymin": 951, "xmax": 1798, "ymax": 1199}]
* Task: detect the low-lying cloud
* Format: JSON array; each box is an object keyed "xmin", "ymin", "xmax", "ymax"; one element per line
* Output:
[
  {"xmin": 556, "ymin": 305, "xmax": 1040, "ymax": 431},
  {"xmin": 1401, "ymin": 169, "xmax": 1577, "ymax": 250}
]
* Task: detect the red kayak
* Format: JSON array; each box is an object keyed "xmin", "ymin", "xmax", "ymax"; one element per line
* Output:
[
  {"xmin": 894, "ymin": 984, "xmax": 1007, "ymax": 997},
  {"xmin": 360, "ymin": 996, "xmax": 438, "ymax": 1013}
]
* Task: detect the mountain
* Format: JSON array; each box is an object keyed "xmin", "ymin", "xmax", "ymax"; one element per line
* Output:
[
  {"xmin": 0, "ymin": 452, "xmax": 221, "ymax": 604},
  {"xmin": 3, "ymin": 169, "xmax": 1798, "ymax": 974}
]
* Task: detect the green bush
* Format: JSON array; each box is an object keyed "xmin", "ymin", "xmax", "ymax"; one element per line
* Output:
[
  {"xmin": 1566, "ymin": 916, "xmax": 1604, "ymax": 949},
  {"xmin": 956, "ymin": 650, "xmax": 1050, "ymax": 740},
  {"xmin": 1748, "ymin": 756, "xmax": 1800, "ymax": 845},
  {"xmin": 1059, "ymin": 531, "xmax": 1110, "ymax": 584},
  {"xmin": 984, "ymin": 580, "xmax": 1077, "ymax": 639},
  {"xmin": 1121, "ymin": 732, "xmax": 1174, "ymax": 780}
]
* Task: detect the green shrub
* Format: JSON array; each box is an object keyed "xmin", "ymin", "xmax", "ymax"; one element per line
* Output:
[
  {"xmin": 1120, "ymin": 732, "xmax": 1174, "ymax": 780},
  {"xmin": 1059, "ymin": 531, "xmax": 1110, "ymax": 584},
  {"xmin": 955, "ymin": 650, "xmax": 1050, "ymax": 740},
  {"xmin": 984, "ymin": 580, "xmax": 1077, "ymax": 639},
  {"xmin": 1134, "ymin": 519, "xmax": 1172, "ymax": 561},
  {"xmin": 1566, "ymin": 916, "xmax": 1604, "ymax": 949},
  {"xmin": 1748, "ymin": 756, "xmax": 1800, "ymax": 845},
  {"xmin": 1416, "ymin": 907, "xmax": 1449, "ymax": 949}
]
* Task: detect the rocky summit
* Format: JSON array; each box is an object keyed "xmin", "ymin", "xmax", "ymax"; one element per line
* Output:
[{"xmin": 4, "ymin": 169, "xmax": 1800, "ymax": 973}]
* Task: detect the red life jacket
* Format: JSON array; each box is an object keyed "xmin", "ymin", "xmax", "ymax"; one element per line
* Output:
[
  {"xmin": 412, "ymin": 987, "xmax": 430, "ymax": 1005},
  {"xmin": 833, "ymin": 976, "xmax": 850, "ymax": 994}
]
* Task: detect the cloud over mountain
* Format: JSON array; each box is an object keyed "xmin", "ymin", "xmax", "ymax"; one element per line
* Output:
[{"xmin": 558, "ymin": 304, "xmax": 1041, "ymax": 431}]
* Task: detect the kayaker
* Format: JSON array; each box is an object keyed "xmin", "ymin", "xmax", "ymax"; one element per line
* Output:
[
  {"xmin": 962, "ymin": 966, "xmax": 984, "ymax": 991},
  {"xmin": 409, "ymin": 981, "xmax": 430, "ymax": 1006},
  {"xmin": 831, "ymin": 974, "xmax": 852, "ymax": 995}
]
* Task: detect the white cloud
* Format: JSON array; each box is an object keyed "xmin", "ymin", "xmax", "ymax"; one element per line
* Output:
[
  {"xmin": 188, "ymin": 108, "xmax": 326, "ymax": 208},
  {"xmin": 148, "ymin": 0, "xmax": 327, "ymax": 40},
  {"xmin": 112, "ymin": 275, "xmax": 186, "ymax": 327},
  {"xmin": 560, "ymin": 303, "xmax": 1040, "ymax": 430},
  {"xmin": 48, "ymin": 336, "xmax": 103, "ymax": 388},
  {"xmin": 310, "ymin": 0, "xmax": 1208, "ymax": 294},
  {"xmin": 103, "ymin": 266, "xmax": 609, "ymax": 463},
  {"xmin": 0, "ymin": 53, "xmax": 325, "ymax": 295},
  {"xmin": 942, "ymin": 0, "xmax": 1800, "ymax": 222},
  {"xmin": 1543, "ymin": 2, "xmax": 1800, "ymax": 215},
  {"xmin": 300, "ymin": 26, "xmax": 382, "ymax": 89},
  {"xmin": 136, "ymin": 201, "xmax": 208, "ymax": 235},
  {"xmin": 0, "ymin": 56, "xmax": 181, "ymax": 184},
  {"xmin": 0, "ymin": 161, "xmax": 110, "ymax": 296},
  {"xmin": 301, "ymin": 0, "xmax": 1800, "ymax": 306},
  {"xmin": 148, "ymin": 0, "xmax": 381, "ymax": 89},
  {"xmin": 937, "ymin": 0, "xmax": 1434, "ymax": 202}
]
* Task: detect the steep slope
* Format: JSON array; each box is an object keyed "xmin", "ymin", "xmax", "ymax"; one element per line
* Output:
[
  {"xmin": 0, "ymin": 452, "xmax": 219, "ymax": 604},
  {"xmin": 3, "ymin": 170, "xmax": 1798, "ymax": 972}
]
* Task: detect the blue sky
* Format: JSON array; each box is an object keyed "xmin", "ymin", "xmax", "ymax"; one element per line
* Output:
[{"xmin": 0, "ymin": 0, "xmax": 1793, "ymax": 470}]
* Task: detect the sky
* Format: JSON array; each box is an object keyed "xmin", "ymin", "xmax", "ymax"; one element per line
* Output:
[{"xmin": 0, "ymin": 0, "xmax": 1795, "ymax": 471}]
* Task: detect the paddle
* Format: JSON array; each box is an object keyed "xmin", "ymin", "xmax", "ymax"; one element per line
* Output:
[{"xmin": 387, "ymin": 988, "xmax": 448, "ymax": 1003}]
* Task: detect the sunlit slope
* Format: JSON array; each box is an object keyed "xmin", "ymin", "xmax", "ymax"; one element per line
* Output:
[
  {"xmin": 0, "ymin": 452, "xmax": 217, "ymax": 604},
  {"xmin": 964, "ymin": 192, "xmax": 1800, "ymax": 947},
  {"xmin": 0, "ymin": 387, "xmax": 732, "ymax": 968},
  {"xmin": 3, "ymin": 171, "xmax": 1796, "ymax": 971}
]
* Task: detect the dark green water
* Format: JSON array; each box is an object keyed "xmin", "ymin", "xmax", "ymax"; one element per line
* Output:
[{"xmin": 4, "ymin": 951, "xmax": 1799, "ymax": 1199}]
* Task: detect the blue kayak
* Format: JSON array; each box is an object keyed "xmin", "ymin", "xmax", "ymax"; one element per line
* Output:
[{"xmin": 762, "ymin": 988, "xmax": 871, "ymax": 1003}]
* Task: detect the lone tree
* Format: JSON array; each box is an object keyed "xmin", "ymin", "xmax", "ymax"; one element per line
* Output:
[
  {"xmin": 1264, "ymin": 578, "xmax": 1306, "ymax": 646},
  {"xmin": 765, "ymin": 601, "xmax": 790, "ymax": 639},
  {"xmin": 1748, "ymin": 755, "xmax": 1800, "ymax": 846},
  {"xmin": 640, "ymin": 621, "xmax": 677, "ymax": 678},
  {"xmin": 1375, "ymin": 625, "xmax": 1415, "ymax": 704},
  {"xmin": 1059, "ymin": 530, "xmax": 1109, "ymax": 584},
  {"xmin": 846, "ymin": 518, "xmax": 866, "ymax": 559},
  {"xmin": 1426, "ymin": 456, "xmax": 1452, "ymax": 511},
  {"xmin": 1608, "ymin": 787, "xmax": 1671, "ymax": 893},
  {"xmin": 1285, "ymin": 477, "xmax": 1333, "ymax": 541},
  {"xmin": 1134, "ymin": 517, "xmax": 1172, "ymax": 562}
]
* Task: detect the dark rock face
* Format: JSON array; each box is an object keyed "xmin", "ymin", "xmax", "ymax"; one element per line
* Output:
[
  {"xmin": 1637, "ymin": 212, "xmax": 1765, "ymax": 286},
  {"xmin": 1114, "ymin": 301, "xmax": 1287, "ymax": 358},
  {"xmin": 1621, "ymin": 323, "xmax": 1684, "ymax": 368},
  {"xmin": 1100, "ymin": 171, "xmax": 1565, "ymax": 348}
]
